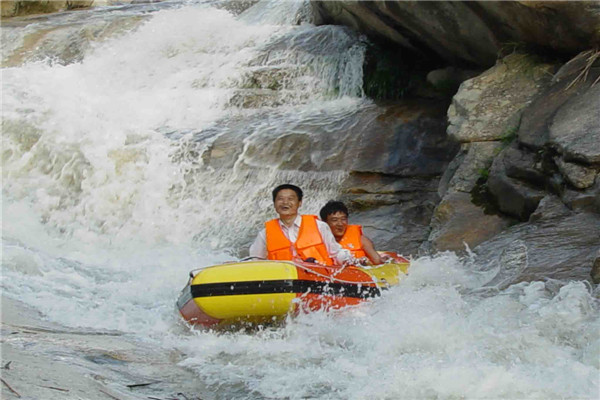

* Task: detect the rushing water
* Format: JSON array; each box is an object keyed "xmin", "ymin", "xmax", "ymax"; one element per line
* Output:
[{"xmin": 2, "ymin": 1, "xmax": 599, "ymax": 399}]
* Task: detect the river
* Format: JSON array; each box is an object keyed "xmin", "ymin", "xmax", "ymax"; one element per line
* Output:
[{"xmin": 2, "ymin": 1, "xmax": 599, "ymax": 399}]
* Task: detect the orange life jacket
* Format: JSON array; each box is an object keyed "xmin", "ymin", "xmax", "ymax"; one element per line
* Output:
[
  {"xmin": 265, "ymin": 215, "xmax": 334, "ymax": 265},
  {"xmin": 338, "ymin": 225, "xmax": 367, "ymax": 258}
]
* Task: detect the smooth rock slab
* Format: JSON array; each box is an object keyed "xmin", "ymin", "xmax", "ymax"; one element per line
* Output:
[{"xmin": 475, "ymin": 196, "xmax": 600, "ymax": 286}]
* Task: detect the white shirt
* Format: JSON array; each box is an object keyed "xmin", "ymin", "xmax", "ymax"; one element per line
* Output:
[{"xmin": 249, "ymin": 215, "xmax": 352, "ymax": 264}]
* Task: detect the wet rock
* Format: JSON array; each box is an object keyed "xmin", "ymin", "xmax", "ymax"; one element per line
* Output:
[
  {"xmin": 201, "ymin": 100, "xmax": 457, "ymax": 254},
  {"xmin": 528, "ymin": 194, "xmax": 572, "ymax": 222},
  {"xmin": 349, "ymin": 101, "xmax": 458, "ymax": 177},
  {"xmin": 474, "ymin": 196, "xmax": 600, "ymax": 286},
  {"xmin": 427, "ymin": 192, "xmax": 512, "ymax": 253},
  {"xmin": 232, "ymin": 100, "xmax": 457, "ymax": 175},
  {"xmin": 340, "ymin": 173, "xmax": 439, "ymax": 256},
  {"xmin": 351, "ymin": 203, "xmax": 436, "ymax": 256},
  {"xmin": 447, "ymin": 54, "xmax": 555, "ymax": 143}
]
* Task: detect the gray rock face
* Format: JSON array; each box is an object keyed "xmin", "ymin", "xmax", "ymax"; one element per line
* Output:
[
  {"xmin": 222, "ymin": 101, "xmax": 457, "ymax": 176},
  {"xmin": 549, "ymin": 83, "xmax": 600, "ymax": 164},
  {"xmin": 487, "ymin": 146, "xmax": 547, "ymax": 221},
  {"xmin": 350, "ymin": 201, "xmax": 436, "ymax": 256},
  {"xmin": 447, "ymin": 54, "xmax": 555, "ymax": 143},
  {"xmin": 464, "ymin": 50, "xmax": 600, "ymax": 228},
  {"xmin": 475, "ymin": 196, "xmax": 600, "ymax": 286},
  {"xmin": 519, "ymin": 51, "xmax": 600, "ymax": 152},
  {"xmin": 312, "ymin": 1, "xmax": 600, "ymax": 67}
]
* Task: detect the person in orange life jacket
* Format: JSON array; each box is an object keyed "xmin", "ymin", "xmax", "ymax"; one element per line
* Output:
[
  {"xmin": 249, "ymin": 184, "xmax": 353, "ymax": 266},
  {"xmin": 319, "ymin": 200, "xmax": 388, "ymax": 265}
]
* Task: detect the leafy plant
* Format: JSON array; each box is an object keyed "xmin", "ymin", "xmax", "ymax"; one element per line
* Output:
[
  {"xmin": 500, "ymin": 126, "xmax": 518, "ymax": 145},
  {"xmin": 477, "ymin": 167, "xmax": 490, "ymax": 181}
]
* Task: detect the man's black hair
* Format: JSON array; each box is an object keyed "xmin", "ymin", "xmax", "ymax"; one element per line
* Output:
[
  {"xmin": 319, "ymin": 200, "xmax": 349, "ymax": 221},
  {"xmin": 272, "ymin": 184, "xmax": 303, "ymax": 202}
]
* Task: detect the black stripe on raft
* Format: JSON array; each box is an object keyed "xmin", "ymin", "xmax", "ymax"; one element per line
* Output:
[{"xmin": 190, "ymin": 280, "xmax": 381, "ymax": 299}]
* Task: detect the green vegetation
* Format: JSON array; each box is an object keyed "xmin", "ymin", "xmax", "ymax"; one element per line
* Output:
[
  {"xmin": 362, "ymin": 38, "xmax": 442, "ymax": 100},
  {"xmin": 500, "ymin": 126, "xmax": 518, "ymax": 145},
  {"xmin": 477, "ymin": 167, "xmax": 490, "ymax": 180}
]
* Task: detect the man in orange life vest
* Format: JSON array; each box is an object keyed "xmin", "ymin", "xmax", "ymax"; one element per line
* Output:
[
  {"xmin": 249, "ymin": 184, "xmax": 353, "ymax": 266},
  {"xmin": 319, "ymin": 200, "xmax": 387, "ymax": 265}
]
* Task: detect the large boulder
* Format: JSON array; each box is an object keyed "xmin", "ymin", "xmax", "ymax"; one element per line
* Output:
[
  {"xmin": 312, "ymin": 1, "xmax": 600, "ymax": 67},
  {"xmin": 447, "ymin": 54, "xmax": 555, "ymax": 143},
  {"xmin": 518, "ymin": 50, "xmax": 600, "ymax": 155},
  {"xmin": 549, "ymin": 83, "xmax": 600, "ymax": 164}
]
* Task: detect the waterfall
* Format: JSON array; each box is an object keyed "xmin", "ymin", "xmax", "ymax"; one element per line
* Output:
[{"xmin": 2, "ymin": 0, "xmax": 367, "ymax": 254}]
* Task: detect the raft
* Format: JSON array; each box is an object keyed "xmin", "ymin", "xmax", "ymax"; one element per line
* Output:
[{"xmin": 176, "ymin": 253, "xmax": 410, "ymax": 328}]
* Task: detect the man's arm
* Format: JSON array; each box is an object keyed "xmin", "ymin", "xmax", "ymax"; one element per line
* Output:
[
  {"xmin": 248, "ymin": 228, "xmax": 268, "ymax": 259},
  {"xmin": 316, "ymin": 220, "xmax": 352, "ymax": 264},
  {"xmin": 361, "ymin": 235, "xmax": 384, "ymax": 265}
]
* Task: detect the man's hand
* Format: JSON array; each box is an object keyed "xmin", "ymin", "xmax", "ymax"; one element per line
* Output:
[
  {"xmin": 380, "ymin": 254, "xmax": 392, "ymax": 263},
  {"xmin": 343, "ymin": 257, "xmax": 369, "ymax": 267}
]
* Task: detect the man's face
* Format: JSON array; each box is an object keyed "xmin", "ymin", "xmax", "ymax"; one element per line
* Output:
[
  {"xmin": 325, "ymin": 211, "xmax": 348, "ymax": 240},
  {"xmin": 274, "ymin": 189, "xmax": 302, "ymax": 218}
]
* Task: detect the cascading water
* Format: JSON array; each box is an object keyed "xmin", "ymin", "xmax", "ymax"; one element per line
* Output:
[{"xmin": 1, "ymin": 1, "xmax": 598, "ymax": 399}]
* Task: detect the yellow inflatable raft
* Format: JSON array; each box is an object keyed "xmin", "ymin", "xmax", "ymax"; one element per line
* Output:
[{"xmin": 177, "ymin": 253, "xmax": 409, "ymax": 328}]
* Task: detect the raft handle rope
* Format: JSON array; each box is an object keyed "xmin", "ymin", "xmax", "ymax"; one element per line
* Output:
[{"xmin": 292, "ymin": 262, "xmax": 379, "ymax": 287}]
